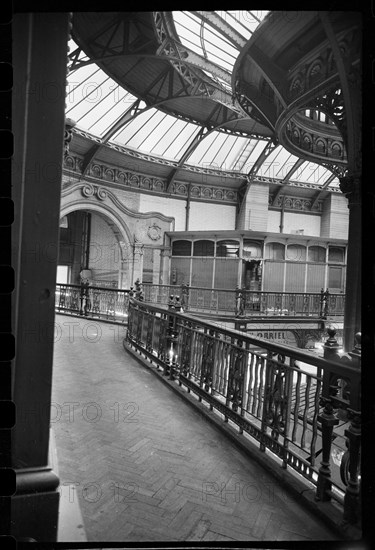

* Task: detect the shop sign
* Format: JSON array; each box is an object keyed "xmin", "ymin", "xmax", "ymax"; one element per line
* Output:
[{"xmin": 248, "ymin": 330, "xmax": 297, "ymax": 346}]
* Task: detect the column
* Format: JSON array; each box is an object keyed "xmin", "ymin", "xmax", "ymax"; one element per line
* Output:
[
  {"xmin": 339, "ymin": 175, "xmax": 361, "ymax": 351},
  {"xmin": 132, "ymin": 242, "xmax": 144, "ymax": 286},
  {"xmin": 11, "ymin": 13, "xmax": 70, "ymax": 541}
]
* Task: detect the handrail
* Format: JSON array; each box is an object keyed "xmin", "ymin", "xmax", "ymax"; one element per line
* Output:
[
  {"xmin": 55, "ymin": 283, "xmax": 131, "ymax": 323},
  {"xmin": 125, "ymin": 298, "xmax": 361, "ymax": 528},
  {"xmin": 141, "ymin": 282, "xmax": 345, "ymax": 318}
]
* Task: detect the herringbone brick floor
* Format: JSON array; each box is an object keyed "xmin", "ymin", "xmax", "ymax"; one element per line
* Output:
[{"xmin": 52, "ymin": 315, "xmax": 338, "ymax": 542}]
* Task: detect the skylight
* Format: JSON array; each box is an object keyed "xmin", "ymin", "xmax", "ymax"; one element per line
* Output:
[
  {"xmin": 65, "ymin": 15, "xmax": 340, "ymax": 189},
  {"xmin": 172, "ymin": 11, "xmax": 269, "ymax": 74}
]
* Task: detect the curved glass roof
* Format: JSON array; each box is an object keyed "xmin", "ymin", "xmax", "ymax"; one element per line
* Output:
[
  {"xmin": 66, "ymin": 11, "xmax": 340, "ymax": 189},
  {"xmin": 172, "ymin": 11, "xmax": 269, "ymax": 74}
]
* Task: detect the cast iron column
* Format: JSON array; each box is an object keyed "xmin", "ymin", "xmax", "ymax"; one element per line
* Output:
[{"xmin": 12, "ymin": 13, "xmax": 70, "ymax": 541}]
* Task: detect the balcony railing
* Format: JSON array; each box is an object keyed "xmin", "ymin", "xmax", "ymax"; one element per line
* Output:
[
  {"xmin": 142, "ymin": 283, "xmax": 345, "ymax": 318},
  {"xmin": 125, "ymin": 297, "xmax": 361, "ymax": 530},
  {"xmin": 55, "ymin": 283, "xmax": 130, "ymax": 323}
]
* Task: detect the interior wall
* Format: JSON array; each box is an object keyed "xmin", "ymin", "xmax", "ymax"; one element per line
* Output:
[
  {"xmin": 283, "ymin": 211, "xmax": 321, "ymax": 236},
  {"xmin": 88, "ymin": 213, "xmax": 121, "ymax": 285},
  {"xmin": 188, "ymin": 202, "xmax": 236, "ymax": 230},
  {"xmin": 139, "ymin": 194, "xmax": 185, "ymax": 229},
  {"xmin": 321, "ymin": 194, "xmax": 349, "ymax": 239}
]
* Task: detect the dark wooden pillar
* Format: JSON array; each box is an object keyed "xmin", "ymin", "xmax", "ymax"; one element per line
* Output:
[
  {"xmin": 11, "ymin": 13, "xmax": 70, "ymax": 541},
  {"xmin": 339, "ymin": 176, "xmax": 361, "ymax": 352}
]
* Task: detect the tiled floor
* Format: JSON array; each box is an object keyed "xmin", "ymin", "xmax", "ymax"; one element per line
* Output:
[{"xmin": 52, "ymin": 314, "xmax": 339, "ymax": 542}]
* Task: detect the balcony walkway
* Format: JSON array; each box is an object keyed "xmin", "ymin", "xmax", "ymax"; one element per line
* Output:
[{"xmin": 52, "ymin": 314, "xmax": 339, "ymax": 543}]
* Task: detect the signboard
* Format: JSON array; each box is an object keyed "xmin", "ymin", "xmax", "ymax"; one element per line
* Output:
[{"xmin": 247, "ymin": 330, "xmax": 297, "ymax": 346}]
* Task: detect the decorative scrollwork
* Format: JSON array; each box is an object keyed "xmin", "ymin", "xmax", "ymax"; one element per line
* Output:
[
  {"xmin": 264, "ymin": 362, "xmax": 288, "ymax": 440},
  {"xmin": 82, "ymin": 184, "xmax": 94, "ymax": 197},
  {"xmin": 96, "ymin": 187, "xmax": 107, "ymax": 200},
  {"xmin": 310, "ymin": 87, "xmax": 346, "ymax": 145}
]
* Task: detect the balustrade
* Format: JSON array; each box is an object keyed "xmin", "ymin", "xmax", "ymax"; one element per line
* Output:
[
  {"xmin": 125, "ymin": 298, "xmax": 361, "ymax": 529},
  {"xmin": 142, "ymin": 283, "xmax": 345, "ymax": 318},
  {"xmin": 55, "ymin": 283, "xmax": 130, "ymax": 323}
]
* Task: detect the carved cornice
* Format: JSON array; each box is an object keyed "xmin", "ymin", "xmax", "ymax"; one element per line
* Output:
[
  {"xmin": 63, "ymin": 154, "xmax": 239, "ymax": 203},
  {"xmin": 63, "ymin": 153, "xmax": 342, "ymax": 200},
  {"xmin": 269, "ymin": 194, "xmax": 323, "ymax": 212},
  {"xmin": 284, "ymin": 116, "xmax": 347, "ymax": 164}
]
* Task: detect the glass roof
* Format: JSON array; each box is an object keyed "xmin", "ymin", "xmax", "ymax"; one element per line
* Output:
[
  {"xmin": 172, "ymin": 11, "xmax": 269, "ymax": 74},
  {"xmin": 66, "ymin": 11, "xmax": 340, "ymax": 189}
]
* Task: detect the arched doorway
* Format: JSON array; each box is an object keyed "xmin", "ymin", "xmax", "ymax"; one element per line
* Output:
[{"xmin": 58, "ymin": 208, "xmax": 132, "ymax": 288}]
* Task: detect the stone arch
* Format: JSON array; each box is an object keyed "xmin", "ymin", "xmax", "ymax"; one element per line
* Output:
[
  {"xmin": 60, "ymin": 181, "xmax": 175, "ymax": 286},
  {"xmin": 60, "ymin": 201, "xmax": 133, "ymax": 263}
]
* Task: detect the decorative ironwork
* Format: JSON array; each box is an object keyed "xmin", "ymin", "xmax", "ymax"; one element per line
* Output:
[
  {"xmin": 64, "ymin": 118, "xmax": 76, "ymax": 157},
  {"xmin": 141, "ymin": 283, "xmax": 345, "ymax": 318},
  {"xmin": 124, "ymin": 299, "xmax": 361, "ymax": 527},
  {"xmin": 55, "ymin": 283, "xmax": 130, "ymax": 323}
]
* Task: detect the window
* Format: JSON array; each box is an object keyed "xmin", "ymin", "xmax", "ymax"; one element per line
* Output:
[
  {"xmin": 308, "ymin": 246, "xmax": 326, "ymax": 263},
  {"xmin": 193, "ymin": 240, "xmax": 214, "ymax": 257},
  {"xmin": 328, "ymin": 266, "xmax": 342, "ymax": 289},
  {"xmin": 265, "ymin": 242, "xmax": 285, "ymax": 260},
  {"xmin": 286, "ymin": 244, "xmax": 306, "ymax": 262},
  {"xmin": 243, "ymin": 239, "xmax": 263, "ymax": 259},
  {"xmin": 216, "ymin": 240, "xmax": 239, "ymax": 257},
  {"xmin": 172, "ymin": 240, "xmax": 192, "ymax": 256},
  {"xmin": 328, "ymin": 247, "xmax": 345, "ymax": 263}
]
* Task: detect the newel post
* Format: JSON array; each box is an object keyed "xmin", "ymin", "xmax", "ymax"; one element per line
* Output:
[
  {"xmin": 316, "ymin": 329, "xmax": 341, "ymax": 501},
  {"xmin": 316, "ymin": 398, "xmax": 339, "ymax": 501},
  {"xmin": 343, "ymin": 332, "xmax": 361, "ymax": 526},
  {"xmin": 323, "ymin": 327, "xmax": 342, "ymax": 362}
]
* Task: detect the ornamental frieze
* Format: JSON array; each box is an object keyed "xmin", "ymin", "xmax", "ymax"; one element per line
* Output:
[
  {"xmin": 269, "ymin": 194, "xmax": 322, "ymax": 212},
  {"xmin": 64, "ymin": 154, "xmax": 341, "ymax": 208},
  {"xmin": 285, "ymin": 119, "xmax": 346, "ymax": 163}
]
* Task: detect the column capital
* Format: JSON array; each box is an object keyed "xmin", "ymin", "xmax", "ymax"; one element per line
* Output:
[
  {"xmin": 339, "ymin": 174, "xmax": 361, "ymax": 206},
  {"xmin": 160, "ymin": 247, "xmax": 171, "ymax": 258},
  {"xmin": 133, "ymin": 242, "xmax": 144, "ymax": 256}
]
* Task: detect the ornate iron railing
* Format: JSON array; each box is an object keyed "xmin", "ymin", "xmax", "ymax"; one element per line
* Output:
[
  {"xmin": 55, "ymin": 283, "xmax": 130, "ymax": 323},
  {"xmin": 142, "ymin": 283, "xmax": 345, "ymax": 318},
  {"xmin": 125, "ymin": 298, "xmax": 361, "ymax": 528}
]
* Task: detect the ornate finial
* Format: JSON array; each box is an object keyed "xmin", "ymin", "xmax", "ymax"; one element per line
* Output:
[
  {"xmin": 350, "ymin": 332, "xmax": 361, "ymax": 360},
  {"xmin": 64, "ymin": 117, "xmax": 76, "ymax": 157},
  {"xmin": 323, "ymin": 326, "xmax": 341, "ymax": 359}
]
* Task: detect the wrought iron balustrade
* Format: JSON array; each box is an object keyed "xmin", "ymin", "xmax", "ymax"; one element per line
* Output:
[
  {"xmin": 125, "ymin": 298, "xmax": 361, "ymax": 529},
  {"xmin": 142, "ymin": 283, "xmax": 345, "ymax": 318},
  {"xmin": 55, "ymin": 283, "xmax": 130, "ymax": 323}
]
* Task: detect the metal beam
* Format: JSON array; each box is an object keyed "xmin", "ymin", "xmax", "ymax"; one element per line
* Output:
[
  {"xmin": 166, "ymin": 126, "xmax": 209, "ymax": 192},
  {"xmin": 247, "ymin": 140, "xmax": 277, "ymax": 179},
  {"xmin": 236, "ymin": 78, "xmax": 276, "ymax": 130},
  {"xmin": 191, "ymin": 11, "xmax": 247, "ymax": 49},
  {"xmin": 319, "ymin": 12, "xmax": 357, "ymax": 167},
  {"xmin": 165, "ymin": 108, "xmax": 251, "ymax": 192},
  {"xmin": 244, "ymin": 44, "xmax": 288, "ymax": 108},
  {"xmin": 237, "ymin": 140, "xmax": 277, "ymax": 215},
  {"xmin": 271, "ymin": 158, "xmax": 305, "ymax": 205},
  {"xmin": 310, "ymin": 173, "xmax": 336, "ymax": 209},
  {"xmin": 81, "ymin": 99, "xmax": 143, "ymax": 175},
  {"xmin": 81, "ymin": 90, "xmax": 236, "ymax": 176},
  {"xmin": 171, "ymin": 43, "xmax": 232, "ymax": 85}
]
